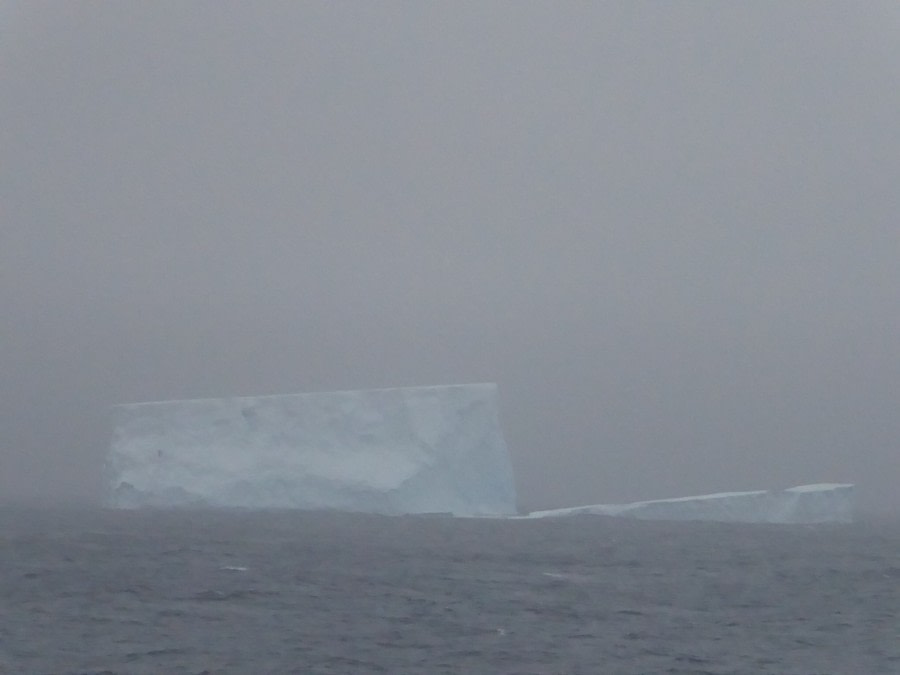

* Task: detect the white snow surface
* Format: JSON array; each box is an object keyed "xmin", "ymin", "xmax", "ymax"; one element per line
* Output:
[
  {"xmin": 107, "ymin": 384, "xmax": 517, "ymax": 516},
  {"xmin": 527, "ymin": 484, "xmax": 854, "ymax": 523}
]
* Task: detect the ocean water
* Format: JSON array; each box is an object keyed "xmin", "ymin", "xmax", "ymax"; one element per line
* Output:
[{"xmin": 2, "ymin": 508, "xmax": 899, "ymax": 674}]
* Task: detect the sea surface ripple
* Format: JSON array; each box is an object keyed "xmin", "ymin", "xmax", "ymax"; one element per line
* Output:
[{"xmin": 2, "ymin": 507, "xmax": 899, "ymax": 674}]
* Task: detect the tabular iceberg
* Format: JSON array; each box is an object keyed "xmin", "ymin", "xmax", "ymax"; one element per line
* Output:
[
  {"xmin": 527, "ymin": 484, "xmax": 854, "ymax": 524},
  {"xmin": 107, "ymin": 383, "xmax": 517, "ymax": 516}
]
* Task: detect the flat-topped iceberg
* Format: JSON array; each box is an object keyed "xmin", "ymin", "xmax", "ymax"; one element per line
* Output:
[
  {"xmin": 107, "ymin": 383, "xmax": 517, "ymax": 516},
  {"xmin": 527, "ymin": 484, "xmax": 854, "ymax": 524}
]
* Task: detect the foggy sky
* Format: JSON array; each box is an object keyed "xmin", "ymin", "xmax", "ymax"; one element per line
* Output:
[{"xmin": 3, "ymin": 2, "xmax": 899, "ymax": 512}]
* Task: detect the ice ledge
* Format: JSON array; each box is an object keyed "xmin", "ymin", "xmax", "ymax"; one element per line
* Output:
[{"xmin": 526, "ymin": 484, "xmax": 854, "ymax": 524}]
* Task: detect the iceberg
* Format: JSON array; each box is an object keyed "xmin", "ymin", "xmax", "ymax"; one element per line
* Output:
[
  {"xmin": 106, "ymin": 383, "xmax": 517, "ymax": 516},
  {"xmin": 527, "ymin": 484, "xmax": 854, "ymax": 524}
]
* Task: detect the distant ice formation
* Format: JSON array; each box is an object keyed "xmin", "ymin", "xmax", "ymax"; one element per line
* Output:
[
  {"xmin": 526, "ymin": 484, "xmax": 854, "ymax": 524},
  {"xmin": 107, "ymin": 384, "xmax": 517, "ymax": 516}
]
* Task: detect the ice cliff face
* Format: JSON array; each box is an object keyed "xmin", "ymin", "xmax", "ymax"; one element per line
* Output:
[
  {"xmin": 107, "ymin": 384, "xmax": 517, "ymax": 516},
  {"xmin": 527, "ymin": 484, "xmax": 854, "ymax": 524}
]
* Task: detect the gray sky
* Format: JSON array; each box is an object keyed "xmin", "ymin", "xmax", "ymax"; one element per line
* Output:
[{"xmin": 3, "ymin": 2, "xmax": 899, "ymax": 512}]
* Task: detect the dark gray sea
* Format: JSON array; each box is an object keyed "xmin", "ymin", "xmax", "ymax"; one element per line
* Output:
[{"xmin": 2, "ymin": 508, "xmax": 899, "ymax": 675}]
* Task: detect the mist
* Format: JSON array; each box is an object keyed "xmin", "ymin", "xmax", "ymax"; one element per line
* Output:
[{"xmin": 3, "ymin": 2, "xmax": 898, "ymax": 512}]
